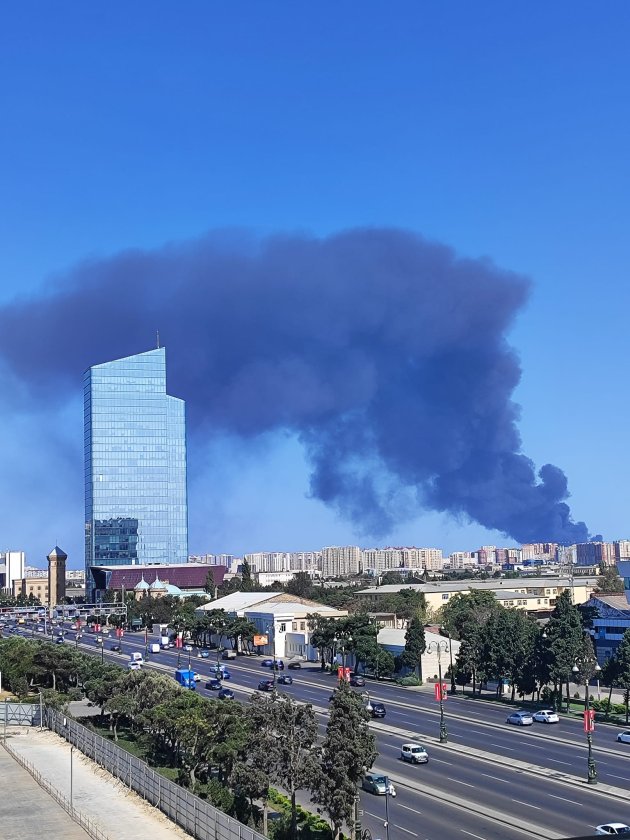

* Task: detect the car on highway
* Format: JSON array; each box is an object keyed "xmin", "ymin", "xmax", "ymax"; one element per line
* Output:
[
  {"xmin": 617, "ymin": 731, "xmax": 630, "ymax": 744},
  {"xmin": 400, "ymin": 743, "xmax": 429, "ymax": 764},
  {"xmin": 277, "ymin": 674, "xmax": 293, "ymax": 685},
  {"xmin": 55, "ymin": 636, "xmax": 64, "ymax": 644},
  {"xmin": 199, "ymin": 650, "xmax": 210, "ymax": 658},
  {"xmin": 110, "ymin": 644, "xmax": 121, "ymax": 652},
  {"xmin": 193, "ymin": 672, "xmax": 201, "ymax": 682},
  {"xmin": 183, "ymin": 644, "xmax": 193, "ymax": 652},
  {"xmin": 369, "ymin": 702, "xmax": 386, "ymax": 718},
  {"xmin": 287, "ymin": 661, "xmax": 302, "ymax": 670},
  {"xmin": 206, "ymin": 678, "xmax": 222, "ymax": 690},
  {"xmin": 532, "ymin": 709, "xmax": 559, "ymax": 724},
  {"xmin": 218, "ymin": 688, "xmax": 235, "ymax": 700},
  {"xmin": 261, "ymin": 659, "xmax": 285, "ymax": 670},
  {"xmin": 361, "ymin": 774, "xmax": 396, "ymax": 796},
  {"xmin": 258, "ymin": 679, "xmax": 275, "ymax": 692},
  {"xmin": 595, "ymin": 825, "xmax": 630, "ymax": 835},
  {"xmin": 350, "ymin": 675, "xmax": 366, "ymax": 687},
  {"xmin": 507, "ymin": 711, "xmax": 534, "ymax": 726}
]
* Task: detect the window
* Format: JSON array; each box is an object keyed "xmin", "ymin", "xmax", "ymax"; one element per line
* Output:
[
  {"xmin": 442, "ymin": 594, "xmax": 449, "ymax": 600},
  {"xmin": 279, "ymin": 622, "xmax": 286, "ymax": 633},
  {"xmin": 300, "ymin": 622, "xmax": 305, "ymax": 631}
]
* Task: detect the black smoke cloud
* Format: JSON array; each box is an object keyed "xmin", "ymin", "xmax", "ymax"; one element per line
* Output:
[{"xmin": 0, "ymin": 228, "xmax": 588, "ymax": 545}]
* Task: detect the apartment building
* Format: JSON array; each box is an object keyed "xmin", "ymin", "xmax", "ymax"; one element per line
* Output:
[
  {"xmin": 576, "ymin": 541, "xmax": 616, "ymax": 567},
  {"xmin": 521, "ymin": 543, "xmax": 559, "ymax": 561},
  {"xmin": 244, "ymin": 552, "xmax": 292, "ymax": 573},
  {"xmin": 322, "ymin": 546, "xmax": 361, "ymax": 578}
]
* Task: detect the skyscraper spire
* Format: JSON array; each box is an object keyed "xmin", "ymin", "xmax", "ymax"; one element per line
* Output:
[{"xmin": 156, "ymin": 329, "xmax": 160, "ymax": 349}]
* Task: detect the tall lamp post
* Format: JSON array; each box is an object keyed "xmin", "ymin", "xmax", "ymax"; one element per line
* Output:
[
  {"xmin": 572, "ymin": 654, "xmax": 600, "ymax": 785},
  {"xmin": 441, "ymin": 626, "xmax": 456, "ymax": 694},
  {"xmin": 427, "ymin": 640, "xmax": 449, "ymax": 743}
]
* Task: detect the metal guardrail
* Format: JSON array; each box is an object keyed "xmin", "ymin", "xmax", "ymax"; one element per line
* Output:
[
  {"xmin": 2, "ymin": 739, "xmax": 110, "ymax": 840},
  {"xmin": 45, "ymin": 708, "xmax": 267, "ymax": 840}
]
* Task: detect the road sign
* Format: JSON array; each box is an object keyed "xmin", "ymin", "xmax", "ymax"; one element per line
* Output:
[
  {"xmin": 434, "ymin": 682, "xmax": 448, "ymax": 701},
  {"xmin": 584, "ymin": 709, "xmax": 595, "ymax": 733}
]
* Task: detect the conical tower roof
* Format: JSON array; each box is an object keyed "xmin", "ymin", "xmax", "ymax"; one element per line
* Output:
[{"xmin": 47, "ymin": 546, "xmax": 67, "ymax": 560}]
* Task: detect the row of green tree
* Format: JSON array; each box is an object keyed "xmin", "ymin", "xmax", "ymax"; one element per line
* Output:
[
  {"xmin": 441, "ymin": 590, "xmax": 603, "ymax": 707},
  {"xmin": 0, "ymin": 635, "xmax": 376, "ymax": 840}
]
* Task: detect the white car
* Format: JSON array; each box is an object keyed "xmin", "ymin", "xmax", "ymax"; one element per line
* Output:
[
  {"xmin": 532, "ymin": 709, "xmax": 560, "ymax": 724},
  {"xmin": 617, "ymin": 731, "xmax": 630, "ymax": 744},
  {"xmin": 596, "ymin": 825, "xmax": 630, "ymax": 835},
  {"xmin": 183, "ymin": 644, "xmax": 193, "ymax": 652}
]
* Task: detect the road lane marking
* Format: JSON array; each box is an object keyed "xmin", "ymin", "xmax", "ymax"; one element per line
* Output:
[
  {"xmin": 447, "ymin": 778, "xmax": 475, "ymax": 787},
  {"xmin": 511, "ymin": 800, "xmax": 541, "ymax": 810},
  {"xmin": 461, "ymin": 831, "xmax": 487, "ymax": 840},
  {"xmin": 428, "ymin": 757, "xmax": 453, "ymax": 765},
  {"xmin": 491, "ymin": 744, "xmax": 515, "ymax": 750},
  {"xmin": 547, "ymin": 759, "xmax": 571, "ymax": 766},
  {"xmin": 398, "ymin": 804, "xmax": 421, "ymax": 814},
  {"xmin": 609, "ymin": 775, "xmax": 630, "ymax": 782},
  {"xmin": 481, "ymin": 774, "xmax": 510, "ymax": 783},
  {"xmin": 397, "ymin": 827, "xmax": 418, "ymax": 836},
  {"xmin": 548, "ymin": 794, "xmax": 583, "ymax": 806}
]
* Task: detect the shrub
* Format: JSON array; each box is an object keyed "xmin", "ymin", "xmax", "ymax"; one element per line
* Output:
[
  {"xmin": 397, "ymin": 675, "xmax": 421, "ymax": 686},
  {"xmin": 613, "ymin": 703, "xmax": 626, "ymax": 716}
]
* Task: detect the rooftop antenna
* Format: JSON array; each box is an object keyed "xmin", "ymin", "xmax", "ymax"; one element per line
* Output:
[{"xmin": 156, "ymin": 329, "xmax": 160, "ymax": 349}]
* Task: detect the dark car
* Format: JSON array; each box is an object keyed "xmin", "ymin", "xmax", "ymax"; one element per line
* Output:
[
  {"xmin": 218, "ymin": 688, "xmax": 235, "ymax": 700},
  {"xmin": 258, "ymin": 680, "xmax": 275, "ymax": 692},
  {"xmin": 206, "ymin": 679, "xmax": 222, "ymax": 690},
  {"xmin": 277, "ymin": 674, "xmax": 293, "ymax": 685},
  {"xmin": 55, "ymin": 636, "xmax": 64, "ymax": 644},
  {"xmin": 350, "ymin": 675, "xmax": 366, "ymax": 687},
  {"xmin": 287, "ymin": 661, "xmax": 302, "ymax": 670},
  {"xmin": 110, "ymin": 643, "xmax": 121, "ymax": 652},
  {"xmin": 370, "ymin": 702, "xmax": 386, "ymax": 718}
]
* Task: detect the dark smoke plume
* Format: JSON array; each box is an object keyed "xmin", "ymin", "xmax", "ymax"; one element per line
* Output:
[{"xmin": 0, "ymin": 228, "xmax": 588, "ymax": 544}]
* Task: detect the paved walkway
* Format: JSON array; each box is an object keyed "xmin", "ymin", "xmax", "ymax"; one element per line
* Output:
[
  {"xmin": 0, "ymin": 742, "xmax": 90, "ymax": 840},
  {"xmin": 4, "ymin": 729, "xmax": 191, "ymax": 840}
]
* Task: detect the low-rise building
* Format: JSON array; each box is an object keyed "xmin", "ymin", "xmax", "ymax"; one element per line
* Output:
[
  {"xmin": 88, "ymin": 563, "xmax": 227, "ymax": 600},
  {"xmin": 196, "ymin": 591, "xmax": 348, "ymax": 661},
  {"xmin": 357, "ymin": 576, "xmax": 599, "ymax": 615}
]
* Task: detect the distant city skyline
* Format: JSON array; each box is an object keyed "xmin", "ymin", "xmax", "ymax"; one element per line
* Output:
[{"xmin": 1, "ymin": 5, "xmax": 629, "ymax": 565}]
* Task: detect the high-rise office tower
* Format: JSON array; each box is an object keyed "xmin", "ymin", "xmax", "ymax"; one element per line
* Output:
[{"xmin": 84, "ymin": 348, "xmax": 188, "ymax": 596}]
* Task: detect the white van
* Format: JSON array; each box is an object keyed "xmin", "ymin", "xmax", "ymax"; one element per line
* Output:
[
  {"xmin": 400, "ymin": 743, "xmax": 429, "ymax": 764},
  {"xmin": 150, "ymin": 643, "xmax": 160, "ymax": 654},
  {"xmin": 130, "ymin": 652, "xmax": 144, "ymax": 664}
]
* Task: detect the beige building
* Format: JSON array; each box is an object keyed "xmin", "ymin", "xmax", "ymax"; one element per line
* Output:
[
  {"xmin": 13, "ymin": 577, "xmax": 49, "ymax": 603},
  {"xmin": 357, "ymin": 576, "xmax": 600, "ymax": 615},
  {"xmin": 322, "ymin": 546, "xmax": 361, "ymax": 578}
]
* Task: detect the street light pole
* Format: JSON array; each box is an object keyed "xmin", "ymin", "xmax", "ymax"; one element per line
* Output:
[
  {"xmin": 427, "ymin": 640, "xmax": 449, "ymax": 743},
  {"xmin": 572, "ymin": 656, "xmax": 599, "ymax": 785}
]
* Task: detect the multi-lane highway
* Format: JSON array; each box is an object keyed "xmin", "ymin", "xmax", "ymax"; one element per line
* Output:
[{"xmin": 7, "ymin": 620, "xmax": 630, "ymax": 840}]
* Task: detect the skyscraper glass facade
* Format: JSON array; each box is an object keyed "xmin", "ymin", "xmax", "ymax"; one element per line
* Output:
[{"xmin": 84, "ymin": 348, "xmax": 188, "ymax": 593}]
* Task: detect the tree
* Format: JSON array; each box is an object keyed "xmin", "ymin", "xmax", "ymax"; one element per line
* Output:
[
  {"xmin": 204, "ymin": 570, "xmax": 217, "ymax": 596},
  {"xmin": 312, "ymin": 683, "xmax": 377, "ymax": 840},
  {"xmin": 441, "ymin": 590, "xmax": 501, "ymax": 639},
  {"xmin": 544, "ymin": 591, "xmax": 585, "ymax": 709},
  {"xmin": 400, "ymin": 616, "xmax": 426, "ymax": 681},
  {"xmin": 286, "ymin": 572, "xmax": 314, "ymax": 599},
  {"xmin": 614, "ymin": 629, "xmax": 630, "ymax": 723},
  {"xmin": 307, "ymin": 615, "xmax": 339, "ymax": 670},
  {"xmin": 240, "ymin": 560, "xmax": 254, "ymax": 592},
  {"xmin": 596, "ymin": 563, "xmax": 624, "ymax": 594}
]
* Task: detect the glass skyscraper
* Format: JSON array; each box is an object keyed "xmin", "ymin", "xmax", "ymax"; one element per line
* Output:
[{"xmin": 84, "ymin": 348, "xmax": 188, "ymax": 594}]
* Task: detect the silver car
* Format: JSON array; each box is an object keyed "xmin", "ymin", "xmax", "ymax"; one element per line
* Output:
[
  {"xmin": 507, "ymin": 712, "xmax": 534, "ymax": 726},
  {"xmin": 595, "ymin": 825, "xmax": 630, "ymax": 835},
  {"xmin": 617, "ymin": 731, "xmax": 630, "ymax": 744}
]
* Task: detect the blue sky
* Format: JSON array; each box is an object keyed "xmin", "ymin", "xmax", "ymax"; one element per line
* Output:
[{"xmin": 1, "ymin": 3, "xmax": 629, "ymax": 567}]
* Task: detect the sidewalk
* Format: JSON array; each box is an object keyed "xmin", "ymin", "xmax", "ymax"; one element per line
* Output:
[
  {"xmin": 0, "ymin": 742, "xmax": 91, "ymax": 840},
  {"xmin": 4, "ymin": 728, "xmax": 191, "ymax": 840}
]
